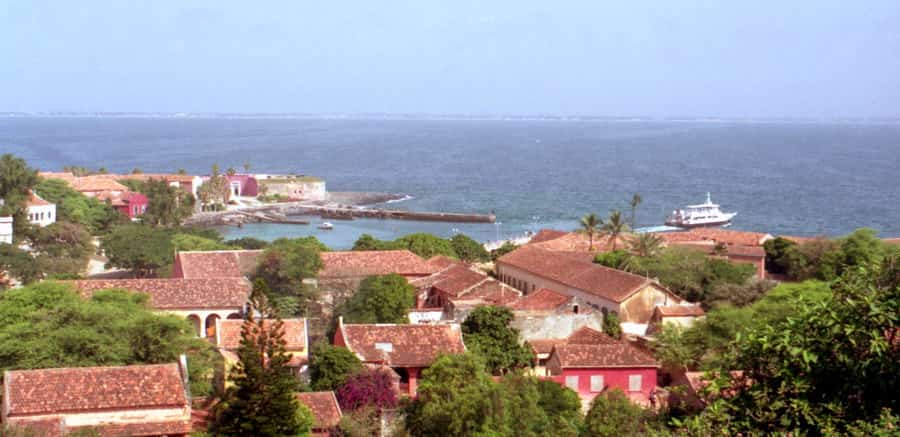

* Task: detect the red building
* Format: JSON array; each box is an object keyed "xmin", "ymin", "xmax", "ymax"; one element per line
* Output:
[
  {"xmin": 224, "ymin": 174, "xmax": 259, "ymax": 197},
  {"xmin": 545, "ymin": 335, "xmax": 660, "ymax": 406},
  {"xmin": 333, "ymin": 318, "xmax": 466, "ymax": 396},
  {"xmin": 96, "ymin": 191, "xmax": 149, "ymax": 219}
]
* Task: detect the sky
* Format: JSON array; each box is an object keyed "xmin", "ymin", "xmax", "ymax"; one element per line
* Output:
[{"xmin": 2, "ymin": 0, "xmax": 900, "ymax": 118}]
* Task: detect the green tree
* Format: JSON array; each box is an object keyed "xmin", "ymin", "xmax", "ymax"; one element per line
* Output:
[
  {"xmin": 28, "ymin": 221, "xmax": 94, "ymax": 277},
  {"xmin": 102, "ymin": 224, "xmax": 173, "ymax": 277},
  {"xmin": 601, "ymin": 209, "xmax": 630, "ymax": 251},
  {"xmin": 404, "ymin": 353, "xmax": 508, "ymax": 436},
  {"xmin": 490, "ymin": 241, "xmax": 519, "ymax": 261},
  {"xmin": 0, "ymin": 243, "xmax": 41, "ymax": 287},
  {"xmin": 251, "ymin": 237, "xmax": 325, "ymax": 316},
  {"xmin": 394, "ymin": 233, "xmax": 456, "ymax": 258},
  {"xmin": 214, "ymin": 282, "xmax": 313, "ymax": 437},
  {"xmin": 461, "ymin": 306, "xmax": 532, "ymax": 374},
  {"xmin": 309, "ymin": 345, "xmax": 363, "ymax": 391},
  {"xmin": 627, "ymin": 232, "xmax": 663, "ymax": 258},
  {"xmin": 594, "ymin": 249, "xmax": 631, "ymax": 270},
  {"xmin": 142, "ymin": 178, "xmax": 195, "ymax": 227},
  {"xmin": 762, "ymin": 236, "xmax": 797, "ymax": 275},
  {"xmin": 197, "ymin": 164, "xmax": 231, "ymax": 210},
  {"xmin": 225, "ymin": 237, "xmax": 270, "ymax": 250},
  {"xmin": 536, "ymin": 379, "xmax": 583, "ymax": 435},
  {"xmin": 351, "ymin": 234, "xmax": 387, "ymax": 251},
  {"xmin": 34, "ymin": 178, "xmax": 123, "ymax": 233},
  {"xmin": 171, "ymin": 233, "xmax": 236, "ymax": 252},
  {"xmin": 629, "ymin": 193, "xmax": 642, "ymax": 227},
  {"xmin": 0, "ymin": 154, "xmax": 40, "ymax": 239},
  {"xmin": 0, "ymin": 282, "xmax": 218, "ymax": 396},
  {"xmin": 582, "ymin": 389, "xmax": 653, "ymax": 437},
  {"xmin": 450, "ymin": 233, "xmax": 489, "ymax": 262},
  {"xmin": 341, "ymin": 274, "xmax": 415, "ymax": 324},
  {"xmin": 603, "ymin": 311, "xmax": 622, "ymax": 339},
  {"xmin": 578, "ymin": 213, "xmax": 603, "ymax": 251}
]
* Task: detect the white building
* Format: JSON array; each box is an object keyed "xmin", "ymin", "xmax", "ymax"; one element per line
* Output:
[
  {"xmin": 26, "ymin": 192, "xmax": 56, "ymax": 227},
  {"xmin": 0, "ymin": 216, "xmax": 12, "ymax": 245}
]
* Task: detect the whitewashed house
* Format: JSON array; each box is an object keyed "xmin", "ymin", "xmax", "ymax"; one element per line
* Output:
[{"xmin": 26, "ymin": 192, "xmax": 56, "ymax": 227}]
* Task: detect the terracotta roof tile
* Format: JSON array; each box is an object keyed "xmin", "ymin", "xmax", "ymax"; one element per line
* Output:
[
  {"xmin": 528, "ymin": 229, "xmax": 569, "ymax": 244},
  {"xmin": 655, "ymin": 304, "xmax": 705, "ymax": 317},
  {"xmin": 4, "ymin": 364, "xmax": 188, "ymax": 417},
  {"xmin": 174, "ymin": 250, "xmax": 263, "ymax": 279},
  {"xmin": 69, "ymin": 420, "xmax": 194, "ymax": 436},
  {"xmin": 68, "ymin": 278, "xmax": 250, "ymax": 310},
  {"xmin": 883, "ymin": 237, "xmax": 900, "ymax": 245},
  {"xmin": 566, "ymin": 326, "xmax": 618, "ymax": 345},
  {"xmin": 551, "ymin": 343, "xmax": 659, "ymax": 368},
  {"xmin": 530, "ymin": 232, "xmax": 628, "ymax": 253},
  {"xmin": 507, "ymin": 288, "xmax": 572, "ymax": 311},
  {"xmin": 654, "ymin": 229, "xmax": 773, "ymax": 247},
  {"xmin": 70, "ymin": 176, "xmax": 129, "ymax": 193},
  {"xmin": 296, "ymin": 392, "xmax": 342, "ymax": 429},
  {"xmin": 498, "ymin": 246, "xmax": 654, "ymax": 303},
  {"xmin": 217, "ymin": 318, "xmax": 307, "ymax": 351},
  {"xmin": 425, "ymin": 255, "xmax": 464, "ymax": 270},
  {"xmin": 529, "ymin": 339, "xmax": 562, "ymax": 355},
  {"xmin": 431, "ymin": 265, "xmax": 489, "ymax": 297},
  {"xmin": 450, "ymin": 281, "xmax": 521, "ymax": 307},
  {"xmin": 339, "ymin": 322, "xmax": 466, "ymax": 367},
  {"xmin": 26, "ymin": 191, "xmax": 52, "ymax": 207},
  {"xmin": 320, "ymin": 250, "xmax": 438, "ymax": 278}
]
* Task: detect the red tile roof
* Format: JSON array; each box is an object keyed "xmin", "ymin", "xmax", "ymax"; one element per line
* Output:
[
  {"xmin": 70, "ymin": 176, "xmax": 129, "ymax": 193},
  {"xmin": 528, "ymin": 229, "xmax": 569, "ymax": 244},
  {"xmin": 3, "ymin": 364, "xmax": 188, "ymax": 417},
  {"xmin": 883, "ymin": 237, "xmax": 900, "ymax": 246},
  {"xmin": 174, "ymin": 250, "xmax": 263, "ymax": 279},
  {"xmin": 431, "ymin": 265, "xmax": 489, "ymax": 297},
  {"xmin": 451, "ymin": 281, "xmax": 521, "ymax": 307},
  {"xmin": 655, "ymin": 304, "xmax": 706, "ymax": 317},
  {"xmin": 70, "ymin": 420, "xmax": 195, "ymax": 437},
  {"xmin": 26, "ymin": 191, "xmax": 52, "ymax": 207},
  {"xmin": 498, "ymin": 246, "xmax": 658, "ymax": 303},
  {"xmin": 296, "ymin": 392, "xmax": 342, "ymax": 429},
  {"xmin": 320, "ymin": 250, "xmax": 438, "ymax": 278},
  {"xmin": 654, "ymin": 228, "xmax": 773, "ymax": 247},
  {"xmin": 425, "ymin": 255, "xmax": 464, "ymax": 270},
  {"xmin": 339, "ymin": 321, "xmax": 466, "ymax": 367},
  {"xmin": 119, "ymin": 173, "xmax": 198, "ymax": 184},
  {"xmin": 551, "ymin": 343, "xmax": 659, "ymax": 368},
  {"xmin": 530, "ymin": 232, "xmax": 629, "ymax": 253},
  {"xmin": 69, "ymin": 278, "xmax": 251, "ymax": 310},
  {"xmin": 217, "ymin": 318, "xmax": 307, "ymax": 351},
  {"xmin": 507, "ymin": 288, "xmax": 572, "ymax": 311},
  {"xmin": 566, "ymin": 326, "xmax": 618, "ymax": 345}
]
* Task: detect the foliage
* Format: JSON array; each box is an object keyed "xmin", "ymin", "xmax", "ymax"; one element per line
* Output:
[
  {"xmin": 490, "ymin": 241, "xmax": 519, "ymax": 261},
  {"xmin": 337, "ymin": 407, "xmax": 384, "ymax": 437},
  {"xmin": 706, "ymin": 277, "xmax": 776, "ymax": 307},
  {"xmin": 578, "ymin": 213, "xmax": 603, "ymax": 251},
  {"xmin": 251, "ymin": 237, "xmax": 325, "ymax": 317},
  {"xmin": 601, "ymin": 209, "xmax": 630, "ymax": 251},
  {"xmin": 141, "ymin": 178, "xmax": 196, "ymax": 227},
  {"xmin": 624, "ymin": 246, "xmax": 756, "ymax": 306},
  {"xmin": 629, "ymin": 193, "xmax": 642, "ymax": 227},
  {"xmin": 0, "ymin": 282, "xmax": 218, "ymax": 396},
  {"xmin": 27, "ymin": 221, "xmax": 93, "ymax": 277},
  {"xmin": 214, "ymin": 282, "xmax": 312, "ymax": 437},
  {"xmin": 603, "ymin": 311, "xmax": 622, "ymax": 339},
  {"xmin": 197, "ymin": 164, "xmax": 231, "ymax": 210},
  {"xmin": 0, "ymin": 243, "xmax": 41, "ymax": 286},
  {"xmin": 771, "ymin": 229, "xmax": 897, "ymax": 281},
  {"xmin": 627, "ymin": 232, "xmax": 664, "ymax": 258},
  {"xmin": 582, "ymin": 389, "xmax": 656, "ymax": 437},
  {"xmin": 309, "ymin": 344, "xmax": 363, "ymax": 391},
  {"xmin": 336, "ymin": 367, "xmax": 398, "ymax": 411},
  {"xmin": 171, "ymin": 233, "xmax": 236, "ymax": 252},
  {"xmin": 394, "ymin": 233, "xmax": 457, "ymax": 258},
  {"xmin": 0, "ymin": 154, "xmax": 40, "ymax": 238},
  {"xmin": 535, "ymin": 379, "xmax": 583, "ymax": 435},
  {"xmin": 594, "ymin": 249, "xmax": 631, "ymax": 270},
  {"xmin": 762, "ymin": 236, "xmax": 797, "ymax": 275},
  {"xmin": 701, "ymin": 263, "xmax": 899, "ymax": 434},
  {"xmin": 225, "ymin": 237, "xmax": 270, "ymax": 250},
  {"xmin": 450, "ymin": 233, "xmax": 490, "ymax": 262},
  {"xmin": 461, "ymin": 306, "xmax": 532, "ymax": 374},
  {"xmin": 34, "ymin": 178, "xmax": 122, "ymax": 234},
  {"xmin": 102, "ymin": 224, "xmax": 173, "ymax": 277},
  {"xmin": 341, "ymin": 274, "xmax": 415, "ymax": 324}
]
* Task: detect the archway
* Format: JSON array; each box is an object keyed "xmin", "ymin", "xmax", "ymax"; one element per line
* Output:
[
  {"xmin": 205, "ymin": 314, "xmax": 221, "ymax": 339},
  {"xmin": 186, "ymin": 315, "xmax": 202, "ymax": 337},
  {"xmin": 226, "ymin": 312, "xmax": 243, "ymax": 320}
]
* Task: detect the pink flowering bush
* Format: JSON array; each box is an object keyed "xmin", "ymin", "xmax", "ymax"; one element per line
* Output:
[{"xmin": 336, "ymin": 367, "xmax": 398, "ymax": 411}]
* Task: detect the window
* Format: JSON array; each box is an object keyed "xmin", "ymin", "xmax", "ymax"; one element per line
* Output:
[
  {"xmin": 590, "ymin": 375, "xmax": 604, "ymax": 392},
  {"xmin": 565, "ymin": 375, "xmax": 579, "ymax": 390},
  {"xmin": 573, "ymin": 304, "xmax": 579, "ymax": 314},
  {"xmin": 629, "ymin": 374, "xmax": 642, "ymax": 392}
]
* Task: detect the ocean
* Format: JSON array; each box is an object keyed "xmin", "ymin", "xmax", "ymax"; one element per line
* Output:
[{"xmin": 2, "ymin": 116, "xmax": 899, "ymax": 248}]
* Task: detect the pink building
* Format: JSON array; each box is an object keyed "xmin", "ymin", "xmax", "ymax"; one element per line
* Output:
[
  {"xmin": 224, "ymin": 175, "xmax": 259, "ymax": 197},
  {"xmin": 545, "ymin": 338, "xmax": 660, "ymax": 406}
]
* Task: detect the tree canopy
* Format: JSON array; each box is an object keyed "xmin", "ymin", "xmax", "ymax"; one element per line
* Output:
[
  {"xmin": 0, "ymin": 282, "xmax": 219, "ymax": 396},
  {"xmin": 461, "ymin": 306, "xmax": 532, "ymax": 374},
  {"xmin": 34, "ymin": 177, "xmax": 122, "ymax": 234},
  {"xmin": 309, "ymin": 344, "xmax": 363, "ymax": 391},
  {"xmin": 251, "ymin": 237, "xmax": 326, "ymax": 317},
  {"xmin": 101, "ymin": 224, "xmax": 174, "ymax": 277},
  {"xmin": 27, "ymin": 221, "xmax": 94, "ymax": 278},
  {"xmin": 352, "ymin": 232, "xmax": 482, "ymax": 260},
  {"xmin": 140, "ymin": 178, "xmax": 196, "ymax": 227},
  {"xmin": 340, "ymin": 273, "xmax": 415, "ymax": 324},
  {"xmin": 449, "ymin": 234, "xmax": 490, "ymax": 262},
  {"xmin": 0, "ymin": 154, "xmax": 40, "ymax": 238}
]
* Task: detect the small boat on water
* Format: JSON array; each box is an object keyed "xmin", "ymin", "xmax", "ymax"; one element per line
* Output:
[
  {"xmin": 318, "ymin": 222, "xmax": 334, "ymax": 230},
  {"xmin": 665, "ymin": 193, "xmax": 736, "ymax": 228}
]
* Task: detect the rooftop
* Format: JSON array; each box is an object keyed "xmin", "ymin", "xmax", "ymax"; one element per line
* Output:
[
  {"xmin": 217, "ymin": 318, "xmax": 307, "ymax": 351},
  {"xmin": 497, "ymin": 245, "xmax": 658, "ymax": 303},
  {"xmin": 551, "ymin": 343, "xmax": 659, "ymax": 368},
  {"xmin": 507, "ymin": 288, "xmax": 572, "ymax": 312},
  {"xmin": 339, "ymin": 320, "xmax": 466, "ymax": 367},
  {"xmin": 25, "ymin": 191, "xmax": 52, "ymax": 207},
  {"xmin": 4, "ymin": 363, "xmax": 188, "ymax": 417},
  {"xmin": 655, "ymin": 304, "xmax": 706, "ymax": 317},
  {"xmin": 320, "ymin": 250, "xmax": 438, "ymax": 278},
  {"xmin": 69, "ymin": 278, "xmax": 251, "ymax": 310},
  {"xmin": 296, "ymin": 392, "xmax": 342, "ymax": 429},
  {"xmin": 654, "ymin": 228, "xmax": 773, "ymax": 247},
  {"xmin": 174, "ymin": 250, "xmax": 263, "ymax": 279}
]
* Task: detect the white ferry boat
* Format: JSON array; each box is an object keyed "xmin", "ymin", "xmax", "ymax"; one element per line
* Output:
[{"xmin": 665, "ymin": 193, "xmax": 737, "ymax": 228}]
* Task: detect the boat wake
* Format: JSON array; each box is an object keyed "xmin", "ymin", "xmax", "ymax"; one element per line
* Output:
[{"xmin": 384, "ymin": 194, "xmax": 414, "ymax": 204}]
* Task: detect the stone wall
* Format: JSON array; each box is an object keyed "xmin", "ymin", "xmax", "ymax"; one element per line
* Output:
[{"xmin": 259, "ymin": 178, "xmax": 327, "ymax": 201}]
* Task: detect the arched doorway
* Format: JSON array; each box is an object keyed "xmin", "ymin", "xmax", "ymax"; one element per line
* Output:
[
  {"xmin": 205, "ymin": 314, "xmax": 221, "ymax": 339},
  {"xmin": 186, "ymin": 315, "xmax": 202, "ymax": 337}
]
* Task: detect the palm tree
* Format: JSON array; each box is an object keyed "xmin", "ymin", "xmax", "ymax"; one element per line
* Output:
[
  {"xmin": 629, "ymin": 193, "xmax": 642, "ymax": 227},
  {"xmin": 578, "ymin": 213, "xmax": 603, "ymax": 251},
  {"xmin": 602, "ymin": 209, "xmax": 631, "ymax": 251},
  {"xmin": 628, "ymin": 232, "xmax": 664, "ymax": 258}
]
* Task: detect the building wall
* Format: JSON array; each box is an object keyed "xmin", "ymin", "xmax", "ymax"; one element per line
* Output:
[
  {"xmin": 618, "ymin": 285, "xmax": 682, "ymax": 324},
  {"xmin": 726, "ymin": 254, "xmax": 766, "ymax": 279},
  {"xmin": 0, "ymin": 217, "xmax": 12, "ymax": 245},
  {"xmin": 27, "ymin": 204, "xmax": 56, "ymax": 227},
  {"xmin": 545, "ymin": 366, "xmax": 658, "ymax": 401},
  {"xmin": 260, "ymin": 179, "xmax": 327, "ymax": 201},
  {"xmin": 496, "ymin": 263, "xmax": 621, "ymax": 316},
  {"xmin": 5, "ymin": 406, "xmax": 190, "ymax": 429}
]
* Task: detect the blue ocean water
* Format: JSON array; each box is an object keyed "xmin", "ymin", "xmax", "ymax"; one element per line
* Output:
[{"xmin": 2, "ymin": 117, "xmax": 899, "ymax": 247}]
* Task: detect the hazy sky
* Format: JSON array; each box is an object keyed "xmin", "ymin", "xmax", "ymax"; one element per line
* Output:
[{"xmin": 2, "ymin": 1, "xmax": 899, "ymax": 117}]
